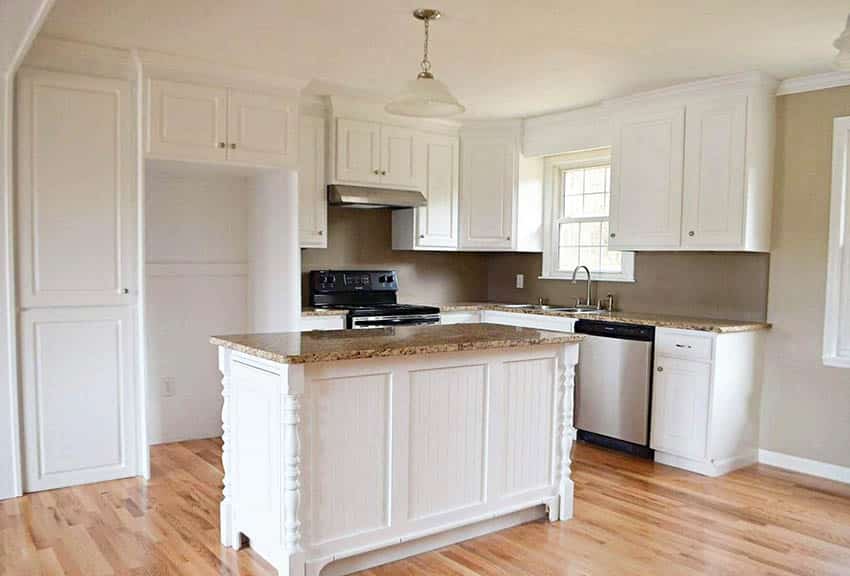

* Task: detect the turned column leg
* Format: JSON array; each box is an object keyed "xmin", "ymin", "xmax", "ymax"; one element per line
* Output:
[
  {"xmin": 218, "ymin": 347, "xmax": 241, "ymax": 547},
  {"xmin": 282, "ymin": 367, "xmax": 305, "ymax": 576},
  {"xmin": 557, "ymin": 344, "xmax": 579, "ymax": 521}
]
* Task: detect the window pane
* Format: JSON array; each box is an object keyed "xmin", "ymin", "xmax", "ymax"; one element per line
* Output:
[
  {"xmin": 582, "ymin": 194, "xmax": 607, "ymax": 218},
  {"xmin": 563, "ymin": 196, "xmax": 583, "ymax": 218},
  {"xmin": 580, "ymin": 246, "xmax": 602, "ymax": 270},
  {"xmin": 559, "ymin": 222, "xmax": 580, "ymax": 245},
  {"xmin": 563, "ymin": 170, "xmax": 584, "ymax": 196},
  {"xmin": 585, "ymin": 166, "xmax": 608, "ymax": 194},
  {"xmin": 601, "ymin": 248, "xmax": 622, "ymax": 272},
  {"xmin": 579, "ymin": 221, "xmax": 601, "ymax": 246},
  {"xmin": 559, "ymin": 245, "xmax": 579, "ymax": 271}
]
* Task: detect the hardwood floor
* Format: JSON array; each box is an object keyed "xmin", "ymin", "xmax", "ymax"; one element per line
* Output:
[{"xmin": 2, "ymin": 439, "xmax": 850, "ymax": 575}]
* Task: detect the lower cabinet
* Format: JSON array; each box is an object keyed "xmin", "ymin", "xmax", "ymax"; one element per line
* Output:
[
  {"xmin": 300, "ymin": 314, "xmax": 346, "ymax": 331},
  {"xmin": 650, "ymin": 327, "xmax": 763, "ymax": 477},
  {"xmin": 440, "ymin": 311, "xmax": 481, "ymax": 325},
  {"xmin": 482, "ymin": 310, "xmax": 576, "ymax": 332}
]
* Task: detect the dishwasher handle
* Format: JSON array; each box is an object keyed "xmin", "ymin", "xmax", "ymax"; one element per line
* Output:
[{"xmin": 574, "ymin": 320, "xmax": 655, "ymax": 342}]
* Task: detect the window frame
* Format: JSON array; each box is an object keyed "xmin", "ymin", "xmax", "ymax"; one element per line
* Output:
[
  {"xmin": 823, "ymin": 116, "xmax": 850, "ymax": 368},
  {"xmin": 541, "ymin": 148, "xmax": 635, "ymax": 282}
]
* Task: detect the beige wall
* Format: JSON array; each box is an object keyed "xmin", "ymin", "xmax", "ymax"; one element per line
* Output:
[
  {"xmin": 301, "ymin": 208, "xmax": 490, "ymax": 305},
  {"xmin": 759, "ymin": 86, "xmax": 850, "ymax": 469},
  {"xmin": 487, "ymin": 252, "xmax": 769, "ymax": 321}
]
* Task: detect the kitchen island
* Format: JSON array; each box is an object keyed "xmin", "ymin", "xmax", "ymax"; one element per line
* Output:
[{"xmin": 211, "ymin": 323, "xmax": 583, "ymax": 576}]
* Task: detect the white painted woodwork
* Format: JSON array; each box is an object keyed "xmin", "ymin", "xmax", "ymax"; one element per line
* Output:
[
  {"xmin": 391, "ymin": 133, "xmax": 460, "ymax": 251},
  {"xmin": 148, "ymin": 78, "xmax": 228, "ymax": 163},
  {"xmin": 227, "ymin": 89, "xmax": 297, "ymax": 167},
  {"xmin": 299, "ymin": 315, "xmax": 345, "ymax": 331},
  {"xmin": 609, "ymin": 106, "xmax": 685, "ymax": 250},
  {"xmin": 298, "ymin": 115, "xmax": 327, "ymax": 248},
  {"xmin": 439, "ymin": 311, "xmax": 481, "ymax": 325},
  {"xmin": 650, "ymin": 327, "xmax": 763, "ymax": 477},
  {"xmin": 335, "ymin": 118, "xmax": 380, "ymax": 185},
  {"xmin": 682, "ymin": 94, "xmax": 747, "ymax": 248},
  {"xmin": 17, "ymin": 67, "xmax": 135, "ymax": 308},
  {"xmin": 20, "ymin": 307, "xmax": 137, "ymax": 492},
  {"xmin": 460, "ymin": 131, "xmax": 516, "ymax": 250},
  {"xmin": 217, "ymin": 342, "xmax": 579, "ymax": 575},
  {"xmin": 824, "ymin": 116, "xmax": 850, "ymax": 368},
  {"xmin": 379, "ymin": 125, "xmax": 418, "ymax": 189},
  {"xmin": 482, "ymin": 310, "xmax": 576, "ymax": 333}
]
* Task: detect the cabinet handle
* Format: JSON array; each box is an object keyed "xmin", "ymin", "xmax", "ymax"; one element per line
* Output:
[
  {"xmin": 674, "ymin": 343, "xmax": 693, "ymax": 349},
  {"xmin": 688, "ymin": 230, "xmax": 695, "ymax": 237},
  {"xmin": 657, "ymin": 366, "xmax": 664, "ymax": 372},
  {"xmin": 610, "ymin": 233, "xmax": 616, "ymax": 239},
  {"xmin": 230, "ymin": 143, "xmax": 237, "ymax": 149},
  {"xmin": 218, "ymin": 142, "xmax": 226, "ymax": 149}
]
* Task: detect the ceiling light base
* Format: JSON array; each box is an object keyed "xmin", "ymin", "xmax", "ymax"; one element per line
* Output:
[{"xmin": 413, "ymin": 9, "xmax": 441, "ymax": 22}]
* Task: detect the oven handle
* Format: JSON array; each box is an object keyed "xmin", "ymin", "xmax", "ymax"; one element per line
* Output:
[{"xmin": 352, "ymin": 316, "xmax": 441, "ymax": 328}]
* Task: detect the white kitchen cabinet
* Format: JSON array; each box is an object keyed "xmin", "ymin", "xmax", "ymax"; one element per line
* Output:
[
  {"xmin": 482, "ymin": 310, "xmax": 576, "ymax": 332},
  {"xmin": 300, "ymin": 314, "xmax": 346, "ymax": 331},
  {"xmin": 335, "ymin": 118, "xmax": 381, "ymax": 184},
  {"xmin": 440, "ymin": 311, "xmax": 481, "ymax": 325},
  {"xmin": 681, "ymin": 94, "xmax": 747, "ymax": 249},
  {"xmin": 299, "ymin": 115, "xmax": 327, "ymax": 248},
  {"xmin": 17, "ymin": 68, "xmax": 136, "ymax": 308},
  {"xmin": 392, "ymin": 133, "xmax": 459, "ymax": 250},
  {"xmin": 606, "ymin": 73, "xmax": 775, "ymax": 252},
  {"xmin": 227, "ymin": 89, "xmax": 297, "ymax": 167},
  {"xmin": 148, "ymin": 78, "xmax": 228, "ymax": 163},
  {"xmin": 609, "ymin": 106, "xmax": 685, "ymax": 250},
  {"xmin": 380, "ymin": 124, "xmax": 419, "ymax": 189},
  {"xmin": 650, "ymin": 327, "xmax": 763, "ymax": 477},
  {"xmin": 460, "ymin": 129, "xmax": 517, "ymax": 250},
  {"xmin": 147, "ymin": 78, "xmax": 297, "ymax": 167}
]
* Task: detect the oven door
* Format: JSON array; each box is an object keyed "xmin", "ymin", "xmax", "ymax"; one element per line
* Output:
[{"xmin": 350, "ymin": 314, "xmax": 441, "ymax": 329}]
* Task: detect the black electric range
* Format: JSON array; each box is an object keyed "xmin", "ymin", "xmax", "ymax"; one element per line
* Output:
[{"xmin": 309, "ymin": 270, "xmax": 440, "ymax": 329}]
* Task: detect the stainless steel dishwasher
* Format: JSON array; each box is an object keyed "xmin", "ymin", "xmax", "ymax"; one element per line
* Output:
[{"xmin": 574, "ymin": 320, "xmax": 655, "ymax": 458}]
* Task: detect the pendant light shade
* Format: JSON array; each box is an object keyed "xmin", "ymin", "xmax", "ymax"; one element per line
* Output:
[
  {"xmin": 834, "ymin": 14, "xmax": 850, "ymax": 70},
  {"xmin": 386, "ymin": 9, "xmax": 465, "ymax": 118}
]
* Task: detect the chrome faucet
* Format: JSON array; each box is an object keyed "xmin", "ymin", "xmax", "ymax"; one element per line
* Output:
[{"xmin": 570, "ymin": 265, "xmax": 593, "ymax": 307}]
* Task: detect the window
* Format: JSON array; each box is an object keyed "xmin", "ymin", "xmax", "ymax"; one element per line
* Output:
[
  {"xmin": 824, "ymin": 116, "xmax": 850, "ymax": 368},
  {"xmin": 542, "ymin": 149, "xmax": 634, "ymax": 282}
]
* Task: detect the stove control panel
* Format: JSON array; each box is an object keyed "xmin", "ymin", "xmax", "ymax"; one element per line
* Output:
[{"xmin": 310, "ymin": 270, "xmax": 398, "ymax": 293}]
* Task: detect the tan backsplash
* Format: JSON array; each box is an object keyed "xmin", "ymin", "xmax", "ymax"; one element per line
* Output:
[
  {"xmin": 301, "ymin": 208, "xmax": 490, "ymax": 305},
  {"xmin": 303, "ymin": 208, "xmax": 769, "ymax": 322},
  {"xmin": 487, "ymin": 252, "xmax": 770, "ymax": 322}
]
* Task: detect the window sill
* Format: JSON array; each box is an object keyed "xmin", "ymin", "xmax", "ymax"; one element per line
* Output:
[
  {"xmin": 538, "ymin": 274, "xmax": 635, "ymax": 283},
  {"xmin": 822, "ymin": 355, "xmax": 850, "ymax": 369}
]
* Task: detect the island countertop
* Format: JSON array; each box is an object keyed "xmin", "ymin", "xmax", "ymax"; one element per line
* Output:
[{"xmin": 211, "ymin": 323, "xmax": 584, "ymax": 365}]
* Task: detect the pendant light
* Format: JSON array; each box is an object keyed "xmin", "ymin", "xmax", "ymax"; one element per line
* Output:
[
  {"xmin": 385, "ymin": 9, "xmax": 465, "ymax": 117},
  {"xmin": 834, "ymin": 14, "xmax": 850, "ymax": 70}
]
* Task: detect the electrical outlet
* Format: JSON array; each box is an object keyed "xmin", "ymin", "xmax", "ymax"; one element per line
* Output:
[
  {"xmin": 516, "ymin": 274, "xmax": 524, "ymax": 289},
  {"xmin": 161, "ymin": 377, "xmax": 176, "ymax": 397}
]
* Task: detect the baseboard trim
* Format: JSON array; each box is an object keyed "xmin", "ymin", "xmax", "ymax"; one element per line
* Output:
[
  {"xmin": 654, "ymin": 450, "xmax": 757, "ymax": 477},
  {"xmin": 758, "ymin": 449, "xmax": 850, "ymax": 485}
]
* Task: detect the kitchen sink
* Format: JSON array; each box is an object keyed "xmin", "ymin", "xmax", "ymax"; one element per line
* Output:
[{"xmin": 497, "ymin": 304, "xmax": 607, "ymax": 314}]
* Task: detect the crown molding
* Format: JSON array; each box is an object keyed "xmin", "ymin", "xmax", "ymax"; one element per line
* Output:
[
  {"xmin": 777, "ymin": 70, "xmax": 850, "ymax": 96},
  {"xmin": 603, "ymin": 71, "xmax": 778, "ymax": 109}
]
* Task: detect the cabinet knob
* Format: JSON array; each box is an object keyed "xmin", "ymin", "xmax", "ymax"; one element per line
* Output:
[
  {"xmin": 373, "ymin": 169, "xmax": 380, "ymax": 175},
  {"xmin": 381, "ymin": 170, "xmax": 387, "ymax": 176},
  {"xmin": 506, "ymin": 236, "xmax": 511, "ymax": 241},
  {"xmin": 610, "ymin": 233, "xmax": 616, "ymax": 239},
  {"xmin": 218, "ymin": 142, "xmax": 226, "ymax": 148},
  {"xmin": 419, "ymin": 234, "xmax": 425, "ymax": 239},
  {"xmin": 318, "ymin": 230, "xmax": 323, "ymax": 236},
  {"xmin": 230, "ymin": 143, "xmax": 237, "ymax": 149},
  {"xmin": 657, "ymin": 366, "xmax": 664, "ymax": 372},
  {"xmin": 122, "ymin": 288, "xmax": 129, "ymax": 294},
  {"xmin": 688, "ymin": 230, "xmax": 695, "ymax": 237}
]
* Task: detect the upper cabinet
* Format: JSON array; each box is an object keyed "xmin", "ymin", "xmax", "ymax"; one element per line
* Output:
[
  {"xmin": 334, "ymin": 118, "xmax": 419, "ymax": 188},
  {"xmin": 299, "ymin": 114, "xmax": 327, "ymax": 248},
  {"xmin": 607, "ymin": 73, "xmax": 776, "ymax": 252},
  {"xmin": 147, "ymin": 78, "xmax": 297, "ymax": 168}
]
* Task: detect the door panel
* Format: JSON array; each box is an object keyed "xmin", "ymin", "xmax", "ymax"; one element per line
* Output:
[
  {"xmin": 21, "ymin": 307, "xmax": 137, "ymax": 492},
  {"xmin": 227, "ymin": 89, "xmax": 297, "ymax": 167},
  {"xmin": 682, "ymin": 95, "xmax": 747, "ymax": 248},
  {"xmin": 299, "ymin": 115, "xmax": 327, "ymax": 247},
  {"xmin": 609, "ymin": 107, "xmax": 684, "ymax": 249},
  {"xmin": 460, "ymin": 135, "xmax": 515, "ymax": 250},
  {"xmin": 147, "ymin": 78, "xmax": 227, "ymax": 162},
  {"xmin": 335, "ymin": 118, "xmax": 380, "ymax": 184},
  {"xmin": 17, "ymin": 68, "xmax": 135, "ymax": 308},
  {"xmin": 650, "ymin": 357, "xmax": 710, "ymax": 459},
  {"xmin": 417, "ymin": 134, "xmax": 459, "ymax": 248},
  {"xmin": 380, "ymin": 125, "xmax": 418, "ymax": 189}
]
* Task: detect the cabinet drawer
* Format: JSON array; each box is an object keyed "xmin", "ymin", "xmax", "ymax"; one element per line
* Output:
[{"xmin": 656, "ymin": 329, "xmax": 713, "ymax": 362}]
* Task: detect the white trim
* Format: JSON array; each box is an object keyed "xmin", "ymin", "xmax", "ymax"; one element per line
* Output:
[
  {"xmin": 603, "ymin": 71, "xmax": 777, "ymax": 109},
  {"xmin": 537, "ymin": 273, "xmax": 634, "ymax": 284},
  {"xmin": 777, "ymin": 71, "xmax": 850, "ymax": 96},
  {"xmin": 758, "ymin": 449, "xmax": 850, "ymax": 485},
  {"xmin": 654, "ymin": 450, "xmax": 757, "ymax": 478},
  {"xmin": 822, "ymin": 116, "xmax": 850, "ymax": 368}
]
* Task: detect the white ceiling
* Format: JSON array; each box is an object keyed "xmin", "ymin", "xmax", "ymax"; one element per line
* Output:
[{"xmin": 40, "ymin": 0, "xmax": 849, "ymax": 118}]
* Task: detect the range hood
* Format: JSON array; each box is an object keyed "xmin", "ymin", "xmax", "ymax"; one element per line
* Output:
[{"xmin": 327, "ymin": 184, "xmax": 426, "ymax": 209}]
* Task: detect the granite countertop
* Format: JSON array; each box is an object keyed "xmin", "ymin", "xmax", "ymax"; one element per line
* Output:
[
  {"xmin": 438, "ymin": 303, "xmax": 771, "ymax": 334},
  {"xmin": 301, "ymin": 307, "xmax": 349, "ymax": 317},
  {"xmin": 211, "ymin": 323, "xmax": 584, "ymax": 365}
]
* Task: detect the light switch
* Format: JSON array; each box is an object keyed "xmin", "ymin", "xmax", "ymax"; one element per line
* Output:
[
  {"xmin": 161, "ymin": 376, "xmax": 176, "ymax": 397},
  {"xmin": 516, "ymin": 274, "xmax": 524, "ymax": 289}
]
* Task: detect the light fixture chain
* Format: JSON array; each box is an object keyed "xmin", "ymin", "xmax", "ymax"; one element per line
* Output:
[{"xmin": 421, "ymin": 17, "xmax": 431, "ymax": 74}]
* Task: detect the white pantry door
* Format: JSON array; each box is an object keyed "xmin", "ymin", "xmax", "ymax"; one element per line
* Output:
[{"xmin": 16, "ymin": 68, "xmax": 139, "ymax": 491}]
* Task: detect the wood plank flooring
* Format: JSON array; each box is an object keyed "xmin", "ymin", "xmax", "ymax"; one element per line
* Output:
[{"xmin": 2, "ymin": 439, "xmax": 849, "ymax": 575}]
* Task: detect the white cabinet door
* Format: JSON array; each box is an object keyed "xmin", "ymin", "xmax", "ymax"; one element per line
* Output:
[
  {"xmin": 335, "ymin": 118, "xmax": 381, "ymax": 184},
  {"xmin": 460, "ymin": 134, "xmax": 516, "ymax": 250},
  {"xmin": 17, "ymin": 68, "xmax": 135, "ymax": 308},
  {"xmin": 227, "ymin": 89, "xmax": 297, "ymax": 167},
  {"xmin": 440, "ymin": 311, "xmax": 480, "ymax": 325},
  {"xmin": 379, "ymin": 125, "xmax": 419, "ymax": 189},
  {"xmin": 650, "ymin": 357, "xmax": 710, "ymax": 460},
  {"xmin": 299, "ymin": 115, "xmax": 327, "ymax": 248},
  {"xmin": 609, "ymin": 107, "xmax": 685, "ymax": 249},
  {"xmin": 417, "ymin": 134, "xmax": 459, "ymax": 248},
  {"xmin": 300, "ymin": 315, "xmax": 346, "ymax": 331},
  {"xmin": 147, "ymin": 78, "xmax": 228, "ymax": 162},
  {"xmin": 682, "ymin": 95, "xmax": 747, "ymax": 249},
  {"xmin": 20, "ymin": 307, "xmax": 137, "ymax": 491}
]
